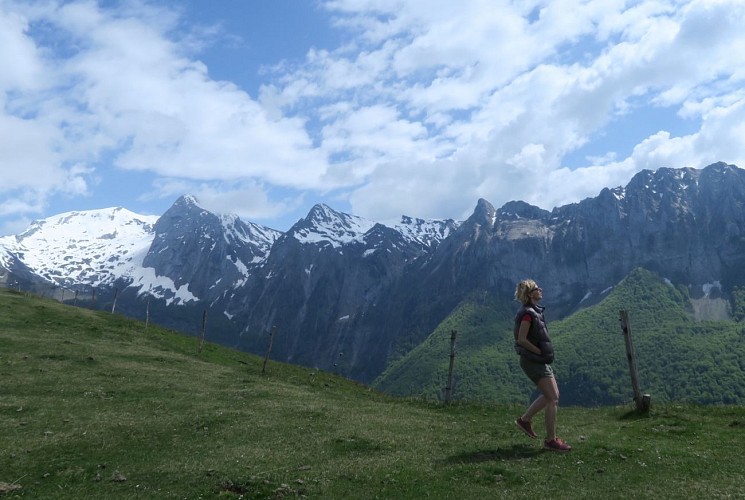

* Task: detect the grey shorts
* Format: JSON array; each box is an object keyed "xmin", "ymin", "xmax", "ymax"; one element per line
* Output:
[{"xmin": 520, "ymin": 356, "xmax": 554, "ymax": 385}]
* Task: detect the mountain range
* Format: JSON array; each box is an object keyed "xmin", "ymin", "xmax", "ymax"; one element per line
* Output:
[{"xmin": 2, "ymin": 161, "xmax": 745, "ymax": 404}]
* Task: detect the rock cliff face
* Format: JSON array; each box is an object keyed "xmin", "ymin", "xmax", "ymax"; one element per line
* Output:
[
  {"xmin": 518, "ymin": 163, "xmax": 745, "ymax": 309},
  {"xmin": 142, "ymin": 195, "xmax": 281, "ymax": 303},
  {"xmin": 384, "ymin": 164, "xmax": 745, "ymax": 326},
  {"xmin": 2, "ymin": 162, "xmax": 745, "ymax": 383},
  {"xmin": 228, "ymin": 204, "xmax": 457, "ymax": 380},
  {"xmin": 221, "ymin": 162, "xmax": 745, "ymax": 381}
]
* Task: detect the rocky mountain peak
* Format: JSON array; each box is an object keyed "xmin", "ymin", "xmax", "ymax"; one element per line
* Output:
[
  {"xmin": 497, "ymin": 200, "xmax": 550, "ymax": 221},
  {"xmin": 0, "ymin": 207, "xmax": 158, "ymax": 289},
  {"xmin": 289, "ymin": 204, "xmax": 376, "ymax": 248},
  {"xmin": 451, "ymin": 198, "xmax": 496, "ymax": 231},
  {"xmin": 473, "ymin": 198, "xmax": 496, "ymax": 224},
  {"xmin": 157, "ymin": 194, "xmax": 212, "ymax": 224},
  {"xmin": 142, "ymin": 196, "xmax": 280, "ymax": 300},
  {"xmin": 389, "ymin": 215, "xmax": 459, "ymax": 250}
]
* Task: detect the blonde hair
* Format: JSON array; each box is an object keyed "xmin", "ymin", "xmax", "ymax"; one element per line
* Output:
[{"xmin": 514, "ymin": 279, "xmax": 538, "ymax": 305}]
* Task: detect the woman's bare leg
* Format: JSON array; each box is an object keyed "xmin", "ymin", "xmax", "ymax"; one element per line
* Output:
[
  {"xmin": 535, "ymin": 376, "xmax": 560, "ymax": 440},
  {"xmin": 522, "ymin": 394, "xmax": 547, "ymax": 423}
]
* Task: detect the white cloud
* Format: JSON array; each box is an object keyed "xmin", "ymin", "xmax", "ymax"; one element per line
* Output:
[
  {"xmin": 2, "ymin": 0, "xmax": 745, "ymax": 231},
  {"xmin": 0, "ymin": 0, "xmax": 332, "ymax": 225},
  {"xmin": 51, "ymin": 2, "xmax": 330, "ymax": 186},
  {"xmin": 0, "ymin": 6, "xmax": 44, "ymax": 90},
  {"xmin": 304, "ymin": 0, "xmax": 745, "ymax": 219},
  {"xmin": 146, "ymin": 178, "xmax": 303, "ymax": 224}
]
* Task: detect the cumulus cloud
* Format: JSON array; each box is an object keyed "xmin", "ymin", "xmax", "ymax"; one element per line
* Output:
[
  {"xmin": 0, "ymin": 0, "xmax": 329, "ymax": 224},
  {"xmin": 2, "ymin": 0, "xmax": 745, "ymax": 230},
  {"xmin": 304, "ymin": 0, "xmax": 745, "ymax": 220},
  {"xmin": 146, "ymin": 178, "xmax": 303, "ymax": 224}
]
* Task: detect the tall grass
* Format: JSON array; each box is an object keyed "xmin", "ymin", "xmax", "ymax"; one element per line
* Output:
[{"xmin": 1, "ymin": 288, "xmax": 744, "ymax": 498}]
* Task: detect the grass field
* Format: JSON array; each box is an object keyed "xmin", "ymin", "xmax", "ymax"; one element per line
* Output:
[{"xmin": 1, "ymin": 288, "xmax": 744, "ymax": 499}]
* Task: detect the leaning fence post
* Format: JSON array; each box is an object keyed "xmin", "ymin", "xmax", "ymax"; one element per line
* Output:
[
  {"xmin": 197, "ymin": 309, "xmax": 208, "ymax": 354},
  {"xmin": 619, "ymin": 310, "xmax": 651, "ymax": 412},
  {"xmin": 444, "ymin": 330, "xmax": 458, "ymax": 403},
  {"xmin": 111, "ymin": 288, "xmax": 119, "ymax": 314},
  {"xmin": 262, "ymin": 326, "xmax": 277, "ymax": 374},
  {"xmin": 144, "ymin": 296, "xmax": 150, "ymax": 330}
]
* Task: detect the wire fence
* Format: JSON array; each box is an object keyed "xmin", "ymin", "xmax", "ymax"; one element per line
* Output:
[
  {"xmin": 0, "ymin": 273, "xmax": 462, "ymax": 394},
  {"xmin": 1, "ymin": 278, "xmax": 104, "ymax": 308}
]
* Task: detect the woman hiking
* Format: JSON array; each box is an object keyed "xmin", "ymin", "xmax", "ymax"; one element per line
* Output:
[{"xmin": 513, "ymin": 279, "xmax": 571, "ymax": 452}]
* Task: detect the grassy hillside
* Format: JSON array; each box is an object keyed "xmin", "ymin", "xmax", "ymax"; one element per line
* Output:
[
  {"xmin": 373, "ymin": 268, "xmax": 745, "ymax": 406},
  {"xmin": 1, "ymin": 288, "xmax": 745, "ymax": 499}
]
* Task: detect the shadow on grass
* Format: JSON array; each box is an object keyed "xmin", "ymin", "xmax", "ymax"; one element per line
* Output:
[
  {"xmin": 442, "ymin": 444, "xmax": 542, "ymax": 465},
  {"xmin": 619, "ymin": 408, "xmax": 653, "ymax": 421}
]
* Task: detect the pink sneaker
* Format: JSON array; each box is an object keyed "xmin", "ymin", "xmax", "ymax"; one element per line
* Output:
[
  {"xmin": 515, "ymin": 417, "xmax": 538, "ymax": 438},
  {"xmin": 544, "ymin": 438, "xmax": 572, "ymax": 452}
]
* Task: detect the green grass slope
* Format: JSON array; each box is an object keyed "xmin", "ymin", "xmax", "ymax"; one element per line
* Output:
[
  {"xmin": 2, "ymin": 288, "xmax": 745, "ymax": 499},
  {"xmin": 374, "ymin": 268, "xmax": 745, "ymax": 406}
]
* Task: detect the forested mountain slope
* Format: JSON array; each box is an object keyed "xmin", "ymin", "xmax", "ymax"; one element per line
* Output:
[{"xmin": 375, "ymin": 268, "xmax": 745, "ymax": 406}]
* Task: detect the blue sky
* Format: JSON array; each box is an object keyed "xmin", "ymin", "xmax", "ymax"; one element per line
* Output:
[{"xmin": 2, "ymin": 0, "xmax": 745, "ymax": 235}]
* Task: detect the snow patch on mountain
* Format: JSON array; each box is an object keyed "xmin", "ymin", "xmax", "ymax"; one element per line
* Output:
[
  {"xmin": 129, "ymin": 259, "xmax": 198, "ymax": 305},
  {"xmin": 220, "ymin": 213, "xmax": 281, "ymax": 266},
  {"xmin": 385, "ymin": 215, "xmax": 459, "ymax": 248},
  {"xmin": 0, "ymin": 207, "xmax": 199, "ymax": 305},
  {"xmin": 1, "ymin": 197, "xmax": 455, "ymax": 306},
  {"xmin": 0, "ymin": 246, "xmax": 11, "ymax": 269},
  {"xmin": 291, "ymin": 204, "xmax": 458, "ymax": 250},
  {"xmin": 292, "ymin": 204, "xmax": 376, "ymax": 248},
  {"xmin": 0, "ymin": 208, "xmax": 158, "ymax": 287},
  {"xmin": 702, "ymin": 281, "xmax": 722, "ymax": 297}
]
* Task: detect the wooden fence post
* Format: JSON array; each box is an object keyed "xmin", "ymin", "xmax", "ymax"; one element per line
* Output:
[
  {"xmin": 619, "ymin": 310, "xmax": 651, "ymax": 412},
  {"xmin": 111, "ymin": 288, "xmax": 119, "ymax": 314},
  {"xmin": 262, "ymin": 326, "xmax": 277, "ymax": 374},
  {"xmin": 144, "ymin": 296, "xmax": 150, "ymax": 330},
  {"xmin": 198, "ymin": 309, "xmax": 208, "ymax": 354},
  {"xmin": 444, "ymin": 330, "xmax": 458, "ymax": 403}
]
